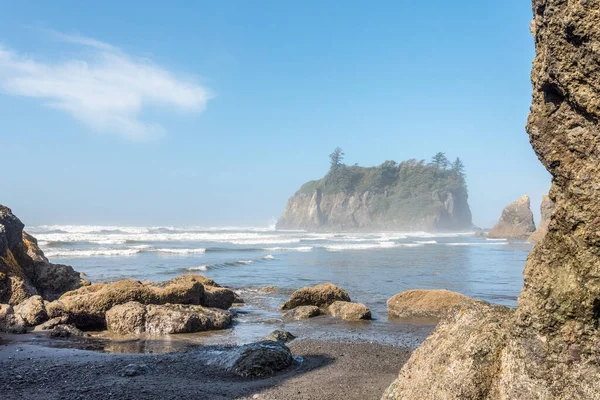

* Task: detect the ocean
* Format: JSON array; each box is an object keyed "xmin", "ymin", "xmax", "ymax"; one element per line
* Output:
[{"xmin": 28, "ymin": 225, "xmax": 533, "ymax": 350}]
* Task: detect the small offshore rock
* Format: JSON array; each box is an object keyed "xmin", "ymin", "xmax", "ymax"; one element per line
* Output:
[
  {"xmin": 387, "ymin": 289, "xmax": 475, "ymax": 320},
  {"xmin": 280, "ymin": 283, "xmax": 350, "ymax": 310},
  {"xmin": 259, "ymin": 286, "xmax": 278, "ymax": 294},
  {"xmin": 328, "ymin": 301, "xmax": 371, "ymax": 321},
  {"xmin": 487, "ymin": 195, "xmax": 536, "ymax": 240},
  {"xmin": 263, "ymin": 329, "xmax": 296, "ymax": 343},
  {"xmin": 282, "ymin": 305, "xmax": 321, "ymax": 320}
]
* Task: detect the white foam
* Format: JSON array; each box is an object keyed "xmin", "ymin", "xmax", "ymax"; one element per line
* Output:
[
  {"xmin": 415, "ymin": 240, "xmax": 437, "ymax": 244},
  {"xmin": 263, "ymin": 255, "xmax": 275, "ymax": 260},
  {"xmin": 323, "ymin": 242, "xmax": 399, "ymax": 251},
  {"xmin": 263, "ymin": 246, "xmax": 313, "ymax": 252},
  {"xmin": 445, "ymin": 242, "xmax": 507, "ymax": 246},
  {"xmin": 187, "ymin": 265, "xmax": 209, "ymax": 271},
  {"xmin": 151, "ymin": 248, "xmax": 206, "ymax": 254},
  {"xmin": 485, "ymin": 238, "xmax": 507, "ymax": 241},
  {"xmin": 45, "ymin": 248, "xmax": 141, "ymax": 258},
  {"xmin": 236, "ymin": 260, "xmax": 253, "ymax": 265}
]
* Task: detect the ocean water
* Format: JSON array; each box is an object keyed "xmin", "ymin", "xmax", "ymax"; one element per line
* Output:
[{"xmin": 28, "ymin": 225, "xmax": 533, "ymax": 349}]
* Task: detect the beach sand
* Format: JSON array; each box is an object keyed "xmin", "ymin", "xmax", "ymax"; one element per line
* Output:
[{"xmin": 0, "ymin": 335, "xmax": 416, "ymax": 400}]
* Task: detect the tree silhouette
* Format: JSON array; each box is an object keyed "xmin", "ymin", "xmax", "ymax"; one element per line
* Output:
[{"xmin": 329, "ymin": 147, "xmax": 345, "ymax": 170}]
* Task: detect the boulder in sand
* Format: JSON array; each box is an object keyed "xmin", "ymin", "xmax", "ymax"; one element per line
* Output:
[
  {"xmin": 387, "ymin": 289, "xmax": 474, "ymax": 320},
  {"xmin": 280, "ymin": 283, "xmax": 350, "ymax": 310},
  {"xmin": 50, "ymin": 324, "xmax": 83, "ymax": 338},
  {"xmin": 263, "ymin": 329, "xmax": 296, "ymax": 343},
  {"xmin": 487, "ymin": 195, "xmax": 536, "ymax": 240},
  {"xmin": 225, "ymin": 340, "xmax": 294, "ymax": 377},
  {"xmin": 106, "ymin": 301, "xmax": 233, "ymax": 335},
  {"xmin": 282, "ymin": 305, "xmax": 321, "ymax": 320},
  {"xmin": 328, "ymin": 301, "xmax": 371, "ymax": 321}
]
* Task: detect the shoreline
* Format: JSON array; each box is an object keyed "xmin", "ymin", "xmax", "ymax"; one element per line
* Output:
[{"xmin": 1, "ymin": 336, "xmax": 415, "ymax": 400}]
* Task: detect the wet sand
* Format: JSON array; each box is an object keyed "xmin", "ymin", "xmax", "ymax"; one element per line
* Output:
[{"xmin": 0, "ymin": 335, "xmax": 415, "ymax": 400}]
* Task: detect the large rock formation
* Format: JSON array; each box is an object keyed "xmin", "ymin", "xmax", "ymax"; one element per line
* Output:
[
  {"xmin": 276, "ymin": 160, "xmax": 473, "ymax": 232},
  {"xmin": 383, "ymin": 2, "xmax": 600, "ymax": 398},
  {"xmin": 528, "ymin": 195, "xmax": 555, "ymax": 242},
  {"xmin": 0, "ymin": 205, "xmax": 89, "ymax": 305},
  {"xmin": 487, "ymin": 195, "xmax": 536, "ymax": 240}
]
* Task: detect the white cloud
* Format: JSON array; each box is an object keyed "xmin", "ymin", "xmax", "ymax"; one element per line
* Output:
[{"xmin": 0, "ymin": 33, "xmax": 211, "ymax": 140}]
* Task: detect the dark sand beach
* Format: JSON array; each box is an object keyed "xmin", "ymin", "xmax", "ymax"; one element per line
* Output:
[{"xmin": 0, "ymin": 334, "xmax": 418, "ymax": 400}]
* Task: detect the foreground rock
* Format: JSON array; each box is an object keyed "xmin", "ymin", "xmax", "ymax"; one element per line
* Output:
[
  {"xmin": 224, "ymin": 340, "xmax": 294, "ymax": 377},
  {"xmin": 383, "ymin": 3, "xmax": 600, "ymax": 398},
  {"xmin": 382, "ymin": 302, "xmax": 511, "ymax": 399},
  {"xmin": 0, "ymin": 206, "xmax": 89, "ymax": 305},
  {"xmin": 14, "ymin": 295, "xmax": 48, "ymax": 326},
  {"xmin": 47, "ymin": 274, "xmax": 236, "ymax": 329},
  {"xmin": 280, "ymin": 283, "xmax": 350, "ymax": 310},
  {"xmin": 106, "ymin": 301, "xmax": 233, "ymax": 335},
  {"xmin": 282, "ymin": 305, "xmax": 321, "ymax": 320},
  {"xmin": 528, "ymin": 195, "xmax": 555, "ymax": 243},
  {"xmin": 0, "ymin": 303, "xmax": 26, "ymax": 333},
  {"xmin": 487, "ymin": 195, "xmax": 536, "ymax": 240},
  {"xmin": 387, "ymin": 289, "xmax": 474, "ymax": 320},
  {"xmin": 328, "ymin": 301, "xmax": 371, "ymax": 321}
]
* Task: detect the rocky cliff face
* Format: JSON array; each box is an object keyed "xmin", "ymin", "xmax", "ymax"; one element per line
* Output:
[
  {"xmin": 487, "ymin": 195, "xmax": 536, "ymax": 239},
  {"xmin": 0, "ymin": 205, "xmax": 89, "ymax": 305},
  {"xmin": 382, "ymin": 2, "xmax": 600, "ymax": 398},
  {"xmin": 528, "ymin": 195, "xmax": 555, "ymax": 242},
  {"xmin": 277, "ymin": 163, "xmax": 473, "ymax": 232}
]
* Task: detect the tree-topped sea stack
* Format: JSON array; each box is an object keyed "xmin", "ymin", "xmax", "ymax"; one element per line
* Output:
[
  {"xmin": 382, "ymin": 2, "xmax": 600, "ymax": 398},
  {"xmin": 277, "ymin": 151, "xmax": 473, "ymax": 232}
]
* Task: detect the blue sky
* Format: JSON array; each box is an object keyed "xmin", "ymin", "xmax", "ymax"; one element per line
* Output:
[{"xmin": 0, "ymin": 1, "xmax": 549, "ymax": 228}]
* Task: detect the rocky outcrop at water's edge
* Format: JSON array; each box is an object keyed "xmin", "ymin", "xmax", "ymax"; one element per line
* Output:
[{"xmin": 382, "ymin": 2, "xmax": 600, "ymax": 398}]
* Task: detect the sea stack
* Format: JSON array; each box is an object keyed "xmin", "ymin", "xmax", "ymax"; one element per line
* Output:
[
  {"xmin": 528, "ymin": 195, "xmax": 555, "ymax": 243},
  {"xmin": 487, "ymin": 195, "xmax": 536, "ymax": 240},
  {"xmin": 277, "ymin": 158, "xmax": 473, "ymax": 232},
  {"xmin": 382, "ymin": 1, "xmax": 600, "ymax": 398}
]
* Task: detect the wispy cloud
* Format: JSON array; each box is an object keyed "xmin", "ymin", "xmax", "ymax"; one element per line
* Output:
[{"xmin": 0, "ymin": 33, "xmax": 210, "ymax": 140}]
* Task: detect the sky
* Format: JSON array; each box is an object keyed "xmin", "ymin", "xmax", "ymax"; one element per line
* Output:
[{"xmin": 0, "ymin": 0, "xmax": 550, "ymax": 229}]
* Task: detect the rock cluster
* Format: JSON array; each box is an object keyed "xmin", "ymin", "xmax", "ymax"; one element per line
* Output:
[
  {"xmin": 383, "ymin": 2, "xmax": 600, "ymax": 398},
  {"xmin": 528, "ymin": 195, "xmax": 555, "ymax": 243},
  {"xmin": 280, "ymin": 283, "xmax": 371, "ymax": 321},
  {"xmin": 487, "ymin": 195, "xmax": 536, "ymax": 240}
]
